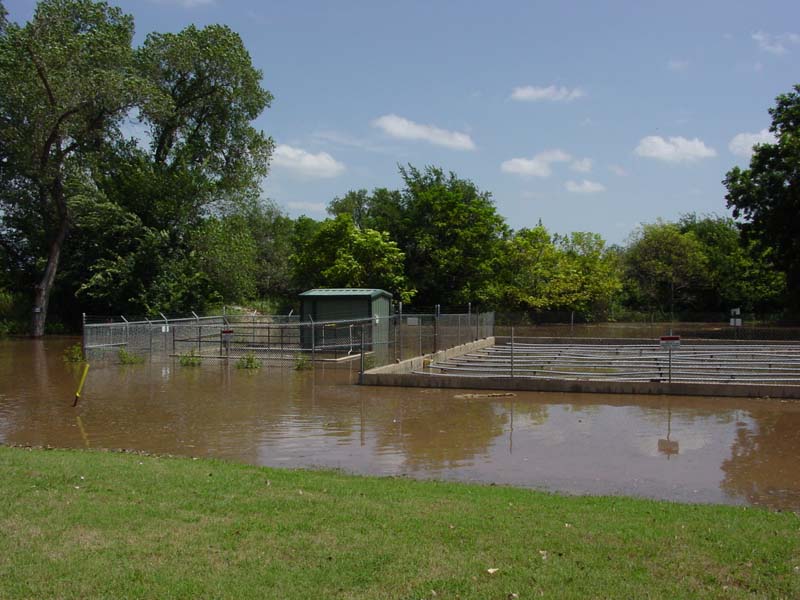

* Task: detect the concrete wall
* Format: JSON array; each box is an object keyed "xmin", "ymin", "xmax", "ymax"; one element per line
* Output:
[
  {"xmin": 362, "ymin": 336, "xmax": 800, "ymax": 399},
  {"xmin": 366, "ymin": 337, "xmax": 496, "ymax": 375},
  {"xmin": 360, "ymin": 371, "xmax": 800, "ymax": 399}
]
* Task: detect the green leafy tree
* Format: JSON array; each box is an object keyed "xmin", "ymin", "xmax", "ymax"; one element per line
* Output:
[
  {"xmin": 396, "ymin": 165, "xmax": 508, "ymax": 307},
  {"xmin": 292, "ymin": 215, "xmax": 415, "ymax": 302},
  {"xmin": 552, "ymin": 231, "xmax": 622, "ymax": 318},
  {"xmin": 724, "ymin": 84, "xmax": 800, "ymax": 309},
  {"xmin": 0, "ymin": 3, "xmax": 273, "ymax": 328},
  {"xmin": 327, "ymin": 188, "xmax": 403, "ymax": 234},
  {"xmin": 678, "ymin": 213, "xmax": 785, "ymax": 312},
  {"xmin": 623, "ymin": 221, "xmax": 709, "ymax": 314},
  {"xmin": 490, "ymin": 225, "xmax": 559, "ymax": 310},
  {"xmin": 0, "ymin": 0, "xmax": 145, "ymax": 335}
]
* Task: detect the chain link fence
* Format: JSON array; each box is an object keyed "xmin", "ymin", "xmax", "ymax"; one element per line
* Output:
[
  {"xmin": 83, "ymin": 311, "xmax": 496, "ymax": 368},
  {"xmin": 494, "ymin": 311, "xmax": 800, "ymax": 342}
]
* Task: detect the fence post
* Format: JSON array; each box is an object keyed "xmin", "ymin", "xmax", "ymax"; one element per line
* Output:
[
  {"xmin": 419, "ymin": 317, "xmax": 423, "ymax": 357},
  {"xmin": 359, "ymin": 325, "xmax": 365, "ymax": 385},
  {"xmin": 310, "ymin": 316, "xmax": 315, "ymax": 364},
  {"xmin": 121, "ymin": 315, "xmax": 129, "ymax": 349},
  {"xmin": 510, "ymin": 326, "xmax": 515, "ymax": 378},
  {"xmin": 81, "ymin": 313, "xmax": 87, "ymax": 361},
  {"xmin": 192, "ymin": 311, "xmax": 200, "ymax": 353},
  {"xmin": 475, "ymin": 307, "xmax": 479, "ymax": 340},
  {"xmin": 398, "ymin": 303, "xmax": 403, "ymax": 362},
  {"xmin": 160, "ymin": 312, "xmax": 168, "ymax": 355},
  {"xmin": 434, "ymin": 304, "xmax": 440, "ymax": 353},
  {"xmin": 147, "ymin": 318, "xmax": 152, "ymax": 358}
]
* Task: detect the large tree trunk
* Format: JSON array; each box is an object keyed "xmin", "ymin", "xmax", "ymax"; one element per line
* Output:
[{"xmin": 31, "ymin": 215, "xmax": 68, "ymax": 337}]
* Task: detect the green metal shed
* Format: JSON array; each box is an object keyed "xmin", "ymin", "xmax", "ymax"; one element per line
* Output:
[
  {"xmin": 299, "ymin": 288, "xmax": 392, "ymax": 322},
  {"xmin": 298, "ymin": 288, "xmax": 393, "ymax": 355}
]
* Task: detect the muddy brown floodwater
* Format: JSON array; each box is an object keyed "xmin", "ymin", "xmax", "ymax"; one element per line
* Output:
[{"xmin": 2, "ymin": 338, "xmax": 800, "ymax": 511}]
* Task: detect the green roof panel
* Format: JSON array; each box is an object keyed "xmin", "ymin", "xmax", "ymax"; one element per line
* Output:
[{"xmin": 299, "ymin": 288, "xmax": 392, "ymax": 299}]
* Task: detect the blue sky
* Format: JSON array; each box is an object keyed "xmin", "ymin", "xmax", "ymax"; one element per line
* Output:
[{"xmin": 6, "ymin": 0, "xmax": 799, "ymax": 243}]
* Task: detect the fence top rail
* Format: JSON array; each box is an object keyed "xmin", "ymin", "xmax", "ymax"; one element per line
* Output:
[{"xmin": 84, "ymin": 311, "xmax": 495, "ymax": 329}]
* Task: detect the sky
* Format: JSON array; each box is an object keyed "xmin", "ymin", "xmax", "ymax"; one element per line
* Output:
[{"xmin": 5, "ymin": 0, "xmax": 799, "ymax": 244}]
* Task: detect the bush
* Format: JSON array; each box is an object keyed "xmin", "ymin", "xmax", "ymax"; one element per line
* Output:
[
  {"xmin": 63, "ymin": 343, "xmax": 84, "ymax": 363},
  {"xmin": 235, "ymin": 353, "xmax": 261, "ymax": 370},
  {"xmin": 294, "ymin": 354, "xmax": 311, "ymax": 371},
  {"xmin": 179, "ymin": 350, "xmax": 203, "ymax": 367},
  {"xmin": 118, "ymin": 348, "xmax": 144, "ymax": 365}
]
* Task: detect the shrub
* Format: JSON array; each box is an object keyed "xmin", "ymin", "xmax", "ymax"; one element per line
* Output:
[
  {"xmin": 63, "ymin": 343, "xmax": 84, "ymax": 363},
  {"xmin": 294, "ymin": 354, "xmax": 311, "ymax": 371},
  {"xmin": 235, "ymin": 353, "xmax": 261, "ymax": 370},
  {"xmin": 179, "ymin": 350, "xmax": 203, "ymax": 367},
  {"xmin": 118, "ymin": 348, "xmax": 144, "ymax": 365}
]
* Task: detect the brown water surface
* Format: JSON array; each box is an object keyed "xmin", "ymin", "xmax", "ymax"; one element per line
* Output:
[{"xmin": 2, "ymin": 338, "xmax": 800, "ymax": 510}]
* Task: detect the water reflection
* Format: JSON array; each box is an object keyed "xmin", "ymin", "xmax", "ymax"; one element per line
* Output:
[{"xmin": 1, "ymin": 338, "xmax": 799, "ymax": 510}]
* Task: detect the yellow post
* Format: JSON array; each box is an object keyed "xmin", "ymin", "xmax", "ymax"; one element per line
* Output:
[{"xmin": 72, "ymin": 363, "xmax": 90, "ymax": 407}]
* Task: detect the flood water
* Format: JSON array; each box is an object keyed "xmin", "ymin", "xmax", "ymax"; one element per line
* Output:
[{"xmin": 2, "ymin": 338, "xmax": 800, "ymax": 511}]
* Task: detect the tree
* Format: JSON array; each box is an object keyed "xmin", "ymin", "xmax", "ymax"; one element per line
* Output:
[
  {"xmin": 396, "ymin": 165, "xmax": 507, "ymax": 307},
  {"xmin": 490, "ymin": 226, "xmax": 621, "ymax": 318},
  {"xmin": 724, "ymin": 84, "xmax": 800, "ymax": 309},
  {"xmin": 292, "ymin": 215, "xmax": 415, "ymax": 302},
  {"xmin": 623, "ymin": 221, "xmax": 709, "ymax": 314},
  {"xmin": 0, "ymin": 0, "xmax": 144, "ymax": 335},
  {"xmin": 1, "ymin": 5, "xmax": 274, "ymax": 325},
  {"xmin": 327, "ymin": 187, "xmax": 403, "ymax": 234},
  {"xmin": 553, "ymin": 231, "xmax": 622, "ymax": 318},
  {"xmin": 678, "ymin": 213, "xmax": 785, "ymax": 312}
]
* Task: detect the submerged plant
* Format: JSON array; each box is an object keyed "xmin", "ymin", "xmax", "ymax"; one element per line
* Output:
[
  {"xmin": 294, "ymin": 354, "xmax": 312, "ymax": 371},
  {"xmin": 179, "ymin": 350, "xmax": 203, "ymax": 367},
  {"xmin": 117, "ymin": 348, "xmax": 144, "ymax": 365},
  {"xmin": 236, "ymin": 353, "xmax": 262, "ymax": 370},
  {"xmin": 63, "ymin": 343, "xmax": 84, "ymax": 363}
]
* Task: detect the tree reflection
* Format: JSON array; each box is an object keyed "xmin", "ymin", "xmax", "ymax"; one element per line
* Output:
[
  {"xmin": 372, "ymin": 397, "xmax": 509, "ymax": 471},
  {"xmin": 720, "ymin": 410, "xmax": 800, "ymax": 510}
]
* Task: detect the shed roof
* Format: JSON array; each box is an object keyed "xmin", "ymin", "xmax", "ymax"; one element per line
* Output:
[{"xmin": 299, "ymin": 288, "xmax": 392, "ymax": 299}]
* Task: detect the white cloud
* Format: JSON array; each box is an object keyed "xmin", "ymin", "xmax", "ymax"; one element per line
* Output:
[
  {"xmin": 371, "ymin": 114, "xmax": 475, "ymax": 150},
  {"xmin": 667, "ymin": 59, "xmax": 689, "ymax": 72},
  {"xmin": 634, "ymin": 136, "xmax": 717, "ymax": 163},
  {"xmin": 728, "ymin": 129, "xmax": 776, "ymax": 158},
  {"xmin": 286, "ymin": 201, "xmax": 326, "ymax": 213},
  {"xmin": 752, "ymin": 31, "xmax": 800, "ymax": 54},
  {"xmin": 570, "ymin": 158, "xmax": 593, "ymax": 173},
  {"xmin": 609, "ymin": 165, "xmax": 629, "ymax": 177},
  {"xmin": 510, "ymin": 85, "xmax": 585, "ymax": 102},
  {"xmin": 501, "ymin": 149, "xmax": 571, "ymax": 177},
  {"xmin": 565, "ymin": 180, "xmax": 606, "ymax": 194},
  {"xmin": 271, "ymin": 144, "xmax": 345, "ymax": 178}
]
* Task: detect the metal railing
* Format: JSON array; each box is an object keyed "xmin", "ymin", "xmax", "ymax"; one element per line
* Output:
[{"xmin": 83, "ymin": 311, "xmax": 496, "ymax": 369}]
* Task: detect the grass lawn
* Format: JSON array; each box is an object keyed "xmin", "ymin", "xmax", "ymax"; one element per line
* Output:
[{"xmin": 1, "ymin": 446, "xmax": 798, "ymax": 599}]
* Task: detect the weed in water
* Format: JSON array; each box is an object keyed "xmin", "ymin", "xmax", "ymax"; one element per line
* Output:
[
  {"xmin": 236, "ymin": 353, "xmax": 261, "ymax": 369},
  {"xmin": 63, "ymin": 343, "xmax": 84, "ymax": 363},
  {"xmin": 294, "ymin": 354, "xmax": 311, "ymax": 371},
  {"xmin": 179, "ymin": 350, "xmax": 203, "ymax": 367},
  {"xmin": 117, "ymin": 348, "xmax": 144, "ymax": 365}
]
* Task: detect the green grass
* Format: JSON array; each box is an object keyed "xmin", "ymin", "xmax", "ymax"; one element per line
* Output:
[{"xmin": 0, "ymin": 447, "xmax": 798, "ymax": 599}]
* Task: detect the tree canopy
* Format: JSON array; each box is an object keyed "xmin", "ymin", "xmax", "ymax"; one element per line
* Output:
[
  {"xmin": 0, "ymin": 0, "xmax": 273, "ymax": 331},
  {"xmin": 724, "ymin": 84, "xmax": 800, "ymax": 308}
]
